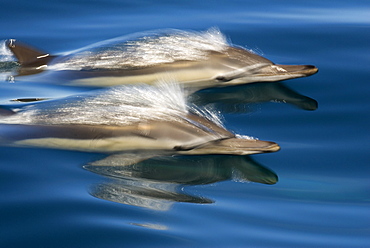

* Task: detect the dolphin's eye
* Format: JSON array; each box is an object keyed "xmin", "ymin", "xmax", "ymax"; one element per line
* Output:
[{"xmin": 215, "ymin": 75, "xmax": 227, "ymax": 82}]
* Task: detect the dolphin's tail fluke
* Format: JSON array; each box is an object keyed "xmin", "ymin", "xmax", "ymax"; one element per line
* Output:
[
  {"xmin": 5, "ymin": 40, "xmax": 55, "ymax": 76},
  {"xmin": 181, "ymin": 137, "xmax": 280, "ymax": 156},
  {"xmin": 6, "ymin": 39, "xmax": 47, "ymax": 64}
]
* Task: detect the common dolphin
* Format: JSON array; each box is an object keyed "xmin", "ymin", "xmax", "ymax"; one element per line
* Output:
[
  {"xmin": 0, "ymin": 83, "xmax": 279, "ymax": 165},
  {"xmin": 5, "ymin": 28, "xmax": 318, "ymax": 89}
]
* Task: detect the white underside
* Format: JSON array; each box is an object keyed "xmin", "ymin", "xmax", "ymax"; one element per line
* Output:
[{"xmin": 15, "ymin": 136, "xmax": 179, "ymax": 153}]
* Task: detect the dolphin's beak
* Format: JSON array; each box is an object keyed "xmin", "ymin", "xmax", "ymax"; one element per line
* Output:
[
  {"xmin": 275, "ymin": 64, "xmax": 318, "ymax": 77},
  {"xmin": 180, "ymin": 138, "xmax": 280, "ymax": 155}
]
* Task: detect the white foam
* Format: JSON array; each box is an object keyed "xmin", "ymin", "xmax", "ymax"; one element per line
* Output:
[
  {"xmin": 235, "ymin": 134, "xmax": 256, "ymax": 140},
  {"xmin": 0, "ymin": 40, "xmax": 15, "ymax": 62}
]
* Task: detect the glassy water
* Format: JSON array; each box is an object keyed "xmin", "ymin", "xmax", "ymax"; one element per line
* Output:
[{"xmin": 0, "ymin": 0, "xmax": 369, "ymax": 247}]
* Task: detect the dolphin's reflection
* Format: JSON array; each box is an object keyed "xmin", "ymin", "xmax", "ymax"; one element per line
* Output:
[
  {"xmin": 84, "ymin": 155, "xmax": 278, "ymax": 210},
  {"xmin": 3, "ymin": 81, "xmax": 318, "ymax": 115},
  {"xmin": 190, "ymin": 82, "xmax": 318, "ymax": 112}
]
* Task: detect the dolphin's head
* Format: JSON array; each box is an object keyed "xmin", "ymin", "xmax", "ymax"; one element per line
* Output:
[{"xmin": 210, "ymin": 47, "xmax": 318, "ymax": 86}]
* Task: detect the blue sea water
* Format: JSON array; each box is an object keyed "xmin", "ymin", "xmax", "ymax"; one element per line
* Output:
[{"xmin": 0, "ymin": 0, "xmax": 369, "ymax": 247}]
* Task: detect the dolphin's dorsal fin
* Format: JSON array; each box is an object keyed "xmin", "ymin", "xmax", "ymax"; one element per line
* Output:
[{"xmin": 6, "ymin": 39, "xmax": 53, "ymax": 66}]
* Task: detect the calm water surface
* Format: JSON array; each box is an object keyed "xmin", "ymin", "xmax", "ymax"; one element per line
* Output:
[{"xmin": 0, "ymin": 0, "xmax": 369, "ymax": 247}]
